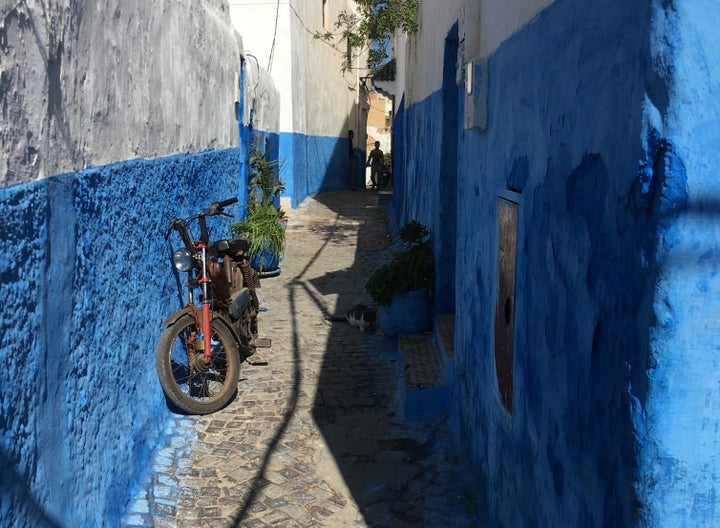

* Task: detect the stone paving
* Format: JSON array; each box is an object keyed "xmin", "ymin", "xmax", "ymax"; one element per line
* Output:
[{"xmin": 124, "ymin": 191, "xmax": 486, "ymax": 527}]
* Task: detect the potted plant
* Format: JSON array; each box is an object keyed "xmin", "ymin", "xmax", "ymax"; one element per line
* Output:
[
  {"xmin": 231, "ymin": 140, "xmax": 286, "ymax": 273},
  {"xmin": 365, "ymin": 220, "xmax": 434, "ymax": 336},
  {"xmin": 231, "ymin": 202, "xmax": 286, "ymax": 272}
]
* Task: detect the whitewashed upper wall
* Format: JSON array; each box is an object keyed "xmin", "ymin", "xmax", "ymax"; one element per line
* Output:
[
  {"xmin": 1, "ymin": 0, "xmax": 244, "ymax": 186},
  {"xmin": 404, "ymin": 0, "xmax": 462, "ymax": 104},
  {"xmin": 298, "ymin": 0, "xmax": 361, "ymax": 137},
  {"xmin": 229, "ymin": 0, "xmax": 294, "ymax": 132},
  {"xmin": 468, "ymin": 0, "xmax": 553, "ymax": 59},
  {"xmin": 403, "ymin": 0, "xmax": 553, "ymax": 104},
  {"xmin": 230, "ymin": 0, "xmax": 366, "ymax": 138},
  {"xmin": 241, "ymin": 53, "xmax": 281, "ymax": 134}
]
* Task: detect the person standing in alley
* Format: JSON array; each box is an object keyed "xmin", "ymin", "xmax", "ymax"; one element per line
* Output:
[{"xmin": 366, "ymin": 141, "xmax": 384, "ymax": 191}]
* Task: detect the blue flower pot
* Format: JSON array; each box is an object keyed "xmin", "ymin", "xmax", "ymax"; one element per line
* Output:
[
  {"xmin": 378, "ymin": 289, "xmax": 431, "ymax": 336},
  {"xmin": 251, "ymin": 248, "xmax": 279, "ymax": 272}
]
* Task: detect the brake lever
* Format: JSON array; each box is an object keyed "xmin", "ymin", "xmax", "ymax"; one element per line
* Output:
[
  {"xmin": 205, "ymin": 203, "xmax": 224, "ymax": 216},
  {"xmin": 165, "ymin": 218, "xmax": 178, "ymax": 240}
]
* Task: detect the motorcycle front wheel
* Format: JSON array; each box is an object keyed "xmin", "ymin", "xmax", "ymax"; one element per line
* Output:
[{"xmin": 156, "ymin": 314, "xmax": 240, "ymax": 415}]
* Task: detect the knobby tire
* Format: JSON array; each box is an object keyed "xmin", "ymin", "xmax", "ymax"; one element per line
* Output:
[{"xmin": 156, "ymin": 314, "xmax": 240, "ymax": 415}]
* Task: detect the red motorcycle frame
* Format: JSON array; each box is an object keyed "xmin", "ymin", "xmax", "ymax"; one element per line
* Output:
[{"xmin": 156, "ymin": 197, "xmax": 266, "ymax": 414}]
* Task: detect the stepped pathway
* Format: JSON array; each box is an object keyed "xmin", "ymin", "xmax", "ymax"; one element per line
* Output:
[{"xmin": 124, "ymin": 190, "xmax": 486, "ymax": 527}]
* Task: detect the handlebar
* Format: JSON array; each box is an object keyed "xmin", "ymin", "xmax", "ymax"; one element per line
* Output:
[
  {"xmin": 204, "ymin": 196, "xmax": 239, "ymax": 216},
  {"xmin": 165, "ymin": 196, "xmax": 239, "ymax": 247},
  {"xmin": 217, "ymin": 196, "xmax": 239, "ymax": 208}
]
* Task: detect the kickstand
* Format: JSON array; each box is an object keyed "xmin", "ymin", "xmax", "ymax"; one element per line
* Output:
[{"xmin": 246, "ymin": 355, "xmax": 268, "ymax": 366}]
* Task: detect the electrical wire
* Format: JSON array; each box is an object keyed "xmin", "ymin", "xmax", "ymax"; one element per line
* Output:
[
  {"xmin": 245, "ymin": 52, "xmax": 261, "ymax": 96},
  {"xmin": 244, "ymin": 52, "xmax": 262, "ymax": 125},
  {"xmin": 267, "ymin": 0, "xmax": 280, "ymax": 73}
]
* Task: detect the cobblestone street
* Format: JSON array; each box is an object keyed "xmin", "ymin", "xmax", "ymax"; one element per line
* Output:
[{"xmin": 125, "ymin": 191, "xmax": 486, "ymax": 527}]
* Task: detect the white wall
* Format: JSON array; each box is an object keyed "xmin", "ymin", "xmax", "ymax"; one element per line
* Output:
[
  {"xmin": 241, "ymin": 46, "xmax": 281, "ymax": 133},
  {"xmin": 229, "ymin": 0, "xmax": 294, "ymax": 132},
  {"xmin": 229, "ymin": 0, "xmax": 367, "ymax": 138},
  {"xmin": 1, "ymin": 0, "xmax": 243, "ymax": 186},
  {"xmin": 468, "ymin": 0, "xmax": 553, "ymax": 58},
  {"xmin": 401, "ymin": 0, "xmax": 553, "ymax": 104},
  {"xmin": 403, "ymin": 0, "xmax": 462, "ymax": 104},
  {"xmin": 301, "ymin": 0, "xmax": 360, "ymax": 136},
  {"xmin": 0, "ymin": 2, "xmax": 266, "ymax": 525}
]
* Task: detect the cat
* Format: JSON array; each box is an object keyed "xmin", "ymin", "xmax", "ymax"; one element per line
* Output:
[{"xmin": 325, "ymin": 304, "xmax": 377, "ymax": 332}]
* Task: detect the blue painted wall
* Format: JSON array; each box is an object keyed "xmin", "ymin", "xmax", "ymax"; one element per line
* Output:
[
  {"xmin": 633, "ymin": 2, "xmax": 720, "ymax": 525},
  {"xmin": 280, "ymin": 132, "xmax": 351, "ymax": 207},
  {"xmin": 393, "ymin": 0, "xmax": 720, "ymax": 525},
  {"xmin": 279, "ymin": 133, "xmax": 296, "ymax": 206},
  {"xmin": 453, "ymin": 2, "xmax": 654, "ymax": 523},
  {"xmin": 0, "ymin": 149, "xmax": 243, "ymax": 527}
]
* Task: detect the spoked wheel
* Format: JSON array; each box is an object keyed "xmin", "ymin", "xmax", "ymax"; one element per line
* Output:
[{"xmin": 156, "ymin": 314, "xmax": 240, "ymax": 415}]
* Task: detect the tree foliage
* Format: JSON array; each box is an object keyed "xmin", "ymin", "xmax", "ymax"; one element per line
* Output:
[{"xmin": 315, "ymin": 0, "xmax": 419, "ymax": 72}]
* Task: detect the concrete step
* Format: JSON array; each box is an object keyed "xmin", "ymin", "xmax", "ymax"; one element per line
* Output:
[{"xmin": 398, "ymin": 334, "xmax": 451, "ymax": 422}]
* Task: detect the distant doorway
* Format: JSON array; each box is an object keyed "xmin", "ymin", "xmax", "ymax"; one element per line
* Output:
[{"xmin": 495, "ymin": 194, "xmax": 519, "ymax": 413}]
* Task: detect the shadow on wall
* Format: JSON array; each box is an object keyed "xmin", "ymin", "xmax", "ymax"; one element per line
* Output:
[
  {"xmin": 488, "ymin": 134, "xmax": 689, "ymax": 526},
  {"xmin": 0, "ymin": 448, "xmax": 63, "ymax": 528},
  {"xmin": 286, "ymin": 116, "xmax": 362, "ymax": 208},
  {"xmin": 435, "ymin": 0, "xmax": 689, "ymax": 524}
]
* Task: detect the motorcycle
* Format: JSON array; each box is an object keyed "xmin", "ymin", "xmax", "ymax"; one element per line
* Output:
[{"xmin": 156, "ymin": 197, "xmax": 269, "ymax": 415}]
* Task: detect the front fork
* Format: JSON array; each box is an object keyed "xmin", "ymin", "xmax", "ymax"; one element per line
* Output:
[{"xmin": 197, "ymin": 243, "xmax": 213, "ymax": 364}]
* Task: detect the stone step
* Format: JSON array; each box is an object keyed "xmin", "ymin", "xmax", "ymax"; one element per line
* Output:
[
  {"xmin": 399, "ymin": 335, "xmax": 443, "ymax": 390},
  {"xmin": 398, "ymin": 334, "xmax": 451, "ymax": 422}
]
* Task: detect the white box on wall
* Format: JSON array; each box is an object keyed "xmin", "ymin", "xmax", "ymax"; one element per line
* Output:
[{"xmin": 464, "ymin": 57, "xmax": 488, "ymax": 131}]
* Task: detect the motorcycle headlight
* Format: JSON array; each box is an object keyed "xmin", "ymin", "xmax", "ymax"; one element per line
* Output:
[{"xmin": 173, "ymin": 248, "xmax": 194, "ymax": 272}]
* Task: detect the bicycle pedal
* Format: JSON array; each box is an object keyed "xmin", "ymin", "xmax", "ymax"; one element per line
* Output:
[
  {"xmin": 246, "ymin": 355, "xmax": 268, "ymax": 366},
  {"xmin": 255, "ymin": 337, "xmax": 272, "ymax": 348}
]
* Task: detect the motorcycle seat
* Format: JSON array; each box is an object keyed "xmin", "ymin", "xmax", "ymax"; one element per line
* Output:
[{"xmin": 209, "ymin": 238, "xmax": 250, "ymax": 258}]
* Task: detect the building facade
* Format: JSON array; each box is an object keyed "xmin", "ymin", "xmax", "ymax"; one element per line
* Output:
[
  {"xmin": 387, "ymin": 0, "xmax": 720, "ymax": 526},
  {"xmin": 229, "ymin": 0, "xmax": 370, "ymax": 205},
  {"xmin": 0, "ymin": 1, "xmax": 278, "ymax": 525}
]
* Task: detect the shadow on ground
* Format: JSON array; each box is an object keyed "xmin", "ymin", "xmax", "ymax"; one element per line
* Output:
[{"xmin": 304, "ymin": 191, "xmax": 483, "ymax": 526}]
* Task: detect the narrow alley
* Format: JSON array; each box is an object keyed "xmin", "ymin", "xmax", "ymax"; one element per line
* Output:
[{"xmin": 124, "ymin": 190, "xmax": 486, "ymax": 527}]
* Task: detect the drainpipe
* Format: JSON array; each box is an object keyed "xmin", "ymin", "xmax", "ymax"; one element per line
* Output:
[{"xmin": 355, "ymin": 41, "xmax": 361, "ymax": 189}]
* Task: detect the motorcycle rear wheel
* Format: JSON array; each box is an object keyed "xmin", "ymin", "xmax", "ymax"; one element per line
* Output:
[{"xmin": 156, "ymin": 314, "xmax": 240, "ymax": 415}]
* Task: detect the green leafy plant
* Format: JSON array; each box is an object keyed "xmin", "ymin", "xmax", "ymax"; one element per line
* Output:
[
  {"xmin": 365, "ymin": 220, "xmax": 433, "ymax": 306},
  {"xmin": 248, "ymin": 143, "xmax": 285, "ymax": 209},
  {"xmin": 231, "ymin": 203, "xmax": 286, "ymax": 266},
  {"xmin": 314, "ymin": 0, "xmax": 419, "ymax": 72},
  {"xmin": 231, "ymin": 138, "xmax": 286, "ymax": 270}
]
